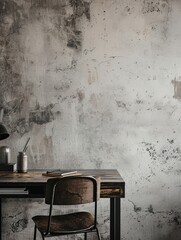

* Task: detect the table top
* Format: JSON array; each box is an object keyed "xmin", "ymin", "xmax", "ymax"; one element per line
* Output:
[
  {"xmin": 0, "ymin": 169, "xmax": 125, "ymax": 198},
  {"xmin": 0, "ymin": 169, "xmax": 123, "ymax": 182}
]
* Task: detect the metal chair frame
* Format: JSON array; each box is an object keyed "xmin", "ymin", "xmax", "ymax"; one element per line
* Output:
[{"xmin": 33, "ymin": 176, "xmax": 101, "ymax": 240}]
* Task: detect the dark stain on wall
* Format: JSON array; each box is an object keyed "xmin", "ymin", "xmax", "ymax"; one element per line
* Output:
[
  {"xmin": 142, "ymin": 0, "xmax": 161, "ymax": 14},
  {"xmin": 174, "ymin": 215, "xmax": 181, "ymax": 226},
  {"xmin": 0, "ymin": 0, "xmax": 25, "ymax": 37},
  {"xmin": 70, "ymin": 0, "xmax": 90, "ymax": 20},
  {"xmin": 172, "ymin": 79, "xmax": 181, "ymax": 100},
  {"xmin": 15, "ymin": 118, "xmax": 33, "ymax": 135},
  {"xmin": 0, "ymin": 1, "xmax": 25, "ymax": 110},
  {"xmin": 142, "ymin": 140, "xmax": 181, "ymax": 175},
  {"xmin": 142, "ymin": 0, "xmax": 168, "ymax": 14},
  {"xmin": 28, "ymin": 0, "xmax": 88, "ymax": 51},
  {"xmin": 67, "ymin": 30, "xmax": 82, "ymax": 49},
  {"xmin": 29, "ymin": 0, "xmax": 91, "ymax": 51},
  {"xmin": 0, "ymin": 0, "xmax": 91, "ymax": 136},
  {"xmin": 0, "ymin": 0, "xmax": 26, "ymax": 136},
  {"xmin": 159, "ymin": 139, "xmax": 181, "ymax": 167},
  {"xmin": 116, "ymin": 101, "xmax": 129, "ymax": 110},
  {"xmin": 77, "ymin": 90, "xmax": 85, "ymax": 102},
  {"xmin": 29, "ymin": 103, "xmax": 55, "ymax": 125},
  {"xmin": 129, "ymin": 200, "xmax": 142, "ymax": 212},
  {"xmin": 65, "ymin": 0, "xmax": 91, "ymax": 50},
  {"xmin": 11, "ymin": 218, "xmax": 28, "ymax": 232},
  {"xmin": 147, "ymin": 204, "xmax": 154, "ymax": 214},
  {"xmin": 142, "ymin": 142, "xmax": 157, "ymax": 160},
  {"xmin": 3, "ymin": 101, "xmax": 59, "ymax": 135}
]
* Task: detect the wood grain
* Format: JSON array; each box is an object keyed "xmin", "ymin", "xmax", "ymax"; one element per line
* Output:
[{"xmin": 0, "ymin": 169, "xmax": 125, "ymax": 198}]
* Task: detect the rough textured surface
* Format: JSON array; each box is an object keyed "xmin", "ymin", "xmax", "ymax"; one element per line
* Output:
[{"xmin": 0, "ymin": 0, "xmax": 181, "ymax": 239}]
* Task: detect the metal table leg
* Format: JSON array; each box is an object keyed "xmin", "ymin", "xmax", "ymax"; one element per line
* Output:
[
  {"xmin": 0, "ymin": 198, "xmax": 2, "ymax": 240},
  {"xmin": 110, "ymin": 197, "xmax": 121, "ymax": 240}
]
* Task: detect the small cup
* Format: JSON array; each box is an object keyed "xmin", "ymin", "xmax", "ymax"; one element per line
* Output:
[{"xmin": 17, "ymin": 152, "xmax": 28, "ymax": 173}]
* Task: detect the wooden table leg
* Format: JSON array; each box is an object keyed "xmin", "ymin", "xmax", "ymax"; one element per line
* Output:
[{"xmin": 110, "ymin": 197, "xmax": 121, "ymax": 240}]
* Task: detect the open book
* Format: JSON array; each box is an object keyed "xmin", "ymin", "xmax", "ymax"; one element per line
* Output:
[{"xmin": 42, "ymin": 170, "xmax": 82, "ymax": 177}]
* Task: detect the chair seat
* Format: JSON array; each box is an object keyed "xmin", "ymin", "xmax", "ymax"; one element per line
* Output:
[{"xmin": 32, "ymin": 211, "xmax": 94, "ymax": 234}]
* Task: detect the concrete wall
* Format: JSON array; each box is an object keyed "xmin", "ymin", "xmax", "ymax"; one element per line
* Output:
[{"xmin": 0, "ymin": 0, "xmax": 181, "ymax": 239}]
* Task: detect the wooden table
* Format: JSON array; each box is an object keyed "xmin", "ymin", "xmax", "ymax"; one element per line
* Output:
[{"xmin": 0, "ymin": 169, "xmax": 125, "ymax": 240}]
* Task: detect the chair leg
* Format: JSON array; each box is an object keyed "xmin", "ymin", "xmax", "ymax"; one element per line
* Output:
[
  {"xmin": 33, "ymin": 225, "xmax": 37, "ymax": 240},
  {"xmin": 96, "ymin": 228, "xmax": 101, "ymax": 240},
  {"xmin": 84, "ymin": 232, "xmax": 87, "ymax": 240},
  {"xmin": 41, "ymin": 233, "xmax": 45, "ymax": 240}
]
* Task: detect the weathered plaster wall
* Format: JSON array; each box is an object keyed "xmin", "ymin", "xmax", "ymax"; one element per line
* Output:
[{"xmin": 0, "ymin": 0, "xmax": 181, "ymax": 239}]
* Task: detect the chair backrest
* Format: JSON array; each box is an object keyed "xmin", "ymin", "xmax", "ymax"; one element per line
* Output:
[{"xmin": 45, "ymin": 176, "xmax": 100, "ymax": 205}]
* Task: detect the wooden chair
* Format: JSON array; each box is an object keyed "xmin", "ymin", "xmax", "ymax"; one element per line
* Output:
[{"xmin": 32, "ymin": 176, "xmax": 101, "ymax": 239}]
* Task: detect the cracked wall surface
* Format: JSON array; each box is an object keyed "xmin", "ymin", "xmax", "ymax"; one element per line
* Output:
[{"xmin": 0, "ymin": 0, "xmax": 181, "ymax": 239}]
